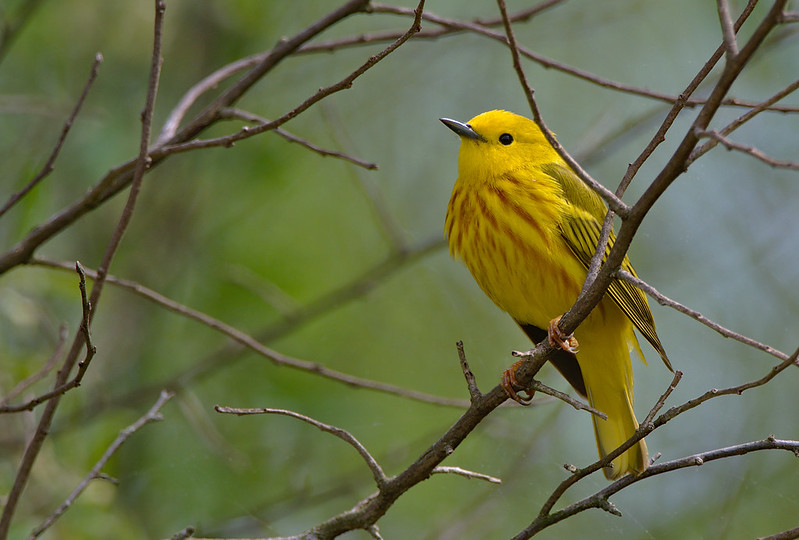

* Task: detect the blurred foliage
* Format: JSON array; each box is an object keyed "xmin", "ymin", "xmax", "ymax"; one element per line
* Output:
[{"xmin": 1, "ymin": 0, "xmax": 799, "ymax": 539}]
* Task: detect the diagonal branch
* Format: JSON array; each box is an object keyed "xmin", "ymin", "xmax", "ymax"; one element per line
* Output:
[
  {"xmin": 215, "ymin": 406, "xmax": 388, "ymax": 488},
  {"xmin": 28, "ymin": 391, "xmax": 173, "ymax": 539},
  {"xmin": 0, "ymin": 53, "xmax": 103, "ymax": 219},
  {"xmin": 0, "ymin": 3, "xmax": 167, "ymax": 535}
]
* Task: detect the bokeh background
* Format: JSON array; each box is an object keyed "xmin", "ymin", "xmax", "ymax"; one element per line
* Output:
[{"xmin": 1, "ymin": 1, "xmax": 798, "ymax": 538}]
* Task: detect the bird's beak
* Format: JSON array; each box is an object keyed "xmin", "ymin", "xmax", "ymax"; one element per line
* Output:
[{"xmin": 440, "ymin": 118, "xmax": 485, "ymax": 142}]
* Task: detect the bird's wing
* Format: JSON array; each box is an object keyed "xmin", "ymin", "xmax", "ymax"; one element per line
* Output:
[{"xmin": 544, "ymin": 164, "xmax": 672, "ymax": 370}]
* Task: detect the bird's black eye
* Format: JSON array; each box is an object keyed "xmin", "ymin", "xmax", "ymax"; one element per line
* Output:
[{"xmin": 499, "ymin": 133, "xmax": 513, "ymax": 145}]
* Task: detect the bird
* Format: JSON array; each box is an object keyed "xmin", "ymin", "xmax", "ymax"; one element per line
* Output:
[{"xmin": 441, "ymin": 110, "xmax": 671, "ymax": 479}]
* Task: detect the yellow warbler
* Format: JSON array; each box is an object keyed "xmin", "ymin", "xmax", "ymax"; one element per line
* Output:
[{"xmin": 441, "ymin": 110, "xmax": 671, "ymax": 479}]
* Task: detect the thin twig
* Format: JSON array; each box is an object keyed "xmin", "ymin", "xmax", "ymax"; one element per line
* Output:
[
  {"xmin": 158, "ymin": 0, "xmax": 424, "ymax": 157},
  {"xmin": 617, "ymin": 269, "xmax": 790, "ymax": 362},
  {"xmin": 215, "ymin": 405, "xmax": 388, "ymax": 488},
  {"xmin": 430, "ymin": 466, "xmax": 502, "ymax": 484},
  {"xmin": 697, "ymin": 129, "xmax": 799, "ymax": 170},
  {"xmin": 219, "ymin": 107, "xmax": 378, "ymax": 169},
  {"xmin": 0, "ymin": 53, "xmax": 103, "ymax": 219},
  {"xmin": 0, "ymin": 265, "xmax": 95, "ymax": 414},
  {"xmin": 28, "ymin": 391, "xmax": 173, "ymax": 539},
  {"xmin": 689, "ymin": 78, "xmax": 799, "ymax": 164},
  {"xmin": 456, "ymin": 341, "xmax": 481, "ymax": 403},
  {"xmin": 0, "ymin": 4, "xmax": 167, "ymax": 535},
  {"xmin": 0, "ymin": 325, "xmax": 67, "ymax": 408},
  {"xmin": 528, "ymin": 381, "xmax": 606, "ymax": 420},
  {"xmin": 618, "ymin": 0, "xmax": 757, "ymax": 196},
  {"xmin": 29, "ymin": 257, "xmax": 469, "ymax": 408},
  {"xmin": 516, "ymin": 436, "xmax": 799, "ymax": 539},
  {"xmin": 641, "ymin": 370, "xmax": 683, "ymax": 426},
  {"xmin": 495, "ymin": 0, "xmax": 628, "ymax": 217},
  {"xmin": 717, "ymin": 0, "xmax": 740, "ymax": 59}
]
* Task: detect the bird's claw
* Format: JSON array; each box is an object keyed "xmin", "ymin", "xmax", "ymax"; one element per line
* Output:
[
  {"xmin": 548, "ymin": 316, "xmax": 579, "ymax": 353},
  {"xmin": 501, "ymin": 359, "xmax": 535, "ymax": 405}
]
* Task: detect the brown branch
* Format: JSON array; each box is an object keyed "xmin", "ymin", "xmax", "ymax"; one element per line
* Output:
[
  {"xmin": 557, "ymin": 0, "xmax": 788, "ymax": 342},
  {"xmin": 0, "ymin": 3, "xmax": 166, "ymax": 535},
  {"xmin": 516, "ymin": 436, "xmax": 799, "ymax": 539},
  {"xmin": 689, "ymin": 78, "xmax": 799, "ymax": 164},
  {"xmin": 30, "ymin": 256, "xmax": 470, "ymax": 409},
  {"xmin": 516, "ymin": 345, "xmax": 799, "ymax": 537},
  {"xmin": 0, "ymin": 264, "xmax": 95, "ymax": 413},
  {"xmin": 157, "ymin": 0, "xmax": 423, "ymax": 158},
  {"xmin": 717, "ymin": 0, "xmax": 740, "ymax": 59},
  {"xmin": 369, "ymin": 2, "xmax": 799, "ymax": 115},
  {"xmin": 28, "ymin": 390, "xmax": 173, "ymax": 539},
  {"xmin": 617, "ymin": 269, "xmax": 791, "ymax": 362},
  {"xmin": 0, "ymin": 325, "xmax": 66, "ymax": 409},
  {"xmin": 218, "ymin": 107, "xmax": 378, "ymax": 170},
  {"xmin": 0, "ymin": 0, "xmax": 371, "ymax": 277},
  {"xmin": 430, "ymin": 466, "xmax": 502, "ymax": 484},
  {"xmin": 215, "ymin": 406, "xmax": 388, "ymax": 488},
  {"xmin": 697, "ymin": 129, "xmax": 799, "ymax": 170},
  {"xmin": 0, "ymin": 53, "xmax": 103, "ymax": 219}
]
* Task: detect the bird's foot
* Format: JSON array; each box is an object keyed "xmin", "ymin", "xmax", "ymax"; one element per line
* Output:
[
  {"xmin": 548, "ymin": 316, "xmax": 579, "ymax": 353},
  {"xmin": 501, "ymin": 359, "xmax": 535, "ymax": 405}
]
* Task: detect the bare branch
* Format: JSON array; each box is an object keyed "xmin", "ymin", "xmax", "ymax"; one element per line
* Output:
[
  {"xmin": 697, "ymin": 129, "xmax": 799, "ymax": 170},
  {"xmin": 28, "ymin": 391, "xmax": 173, "ymax": 539},
  {"xmin": 158, "ymin": 0, "xmax": 423, "ymax": 158},
  {"xmin": 515, "ymin": 436, "xmax": 799, "ymax": 539},
  {"xmin": 717, "ymin": 0, "xmax": 740, "ymax": 59},
  {"xmin": 218, "ymin": 107, "xmax": 378, "ymax": 170},
  {"xmin": 430, "ymin": 466, "xmax": 502, "ymax": 484},
  {"xmin": 528, "ymin": 380, "xmax": 607, "ymax": 420},
  {"xmin": 617, "ymin": 269, "xmax": 791, "ymax": 362},
  {"xmin": 0, "ymin": 53, "xmax": 103, "ymax": 219},
  {"xmin": 456, "ymin": 341, "xmax": 482, "ymax": 403},
  {"xmin": 689, "ymin": 77, "xmax": 799, "ymax": 164},
  {"xmin": 0, "ymin": 264, "xmax": 96, "ymax": 414},
  {"xmin": 29, "ymin": 257, "xmax": 468, "ymax": 409},
  {"xmin": 759, "ymin": 524, "xmax": 799, "ymax": 540},
  {"xmin": 215, "ymin": 405, "xmax": 388, "ymax": 488},
  {"xmin": 0, "ymin": 325, "xmax": 66, "ymax": 408},
  {"xmin": 0, "ymin": 4, "xmax": 167, "ymax": 534},
  {"xmin": 495, "ymin": 0, "xmax": 628, "ymax": 218}
]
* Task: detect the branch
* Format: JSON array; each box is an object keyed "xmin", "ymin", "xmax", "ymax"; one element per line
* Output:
[
  {"xmin": 28, "ymin": 391, "xmax": 173, "ymax": 539},
  {"xmin": 0, "ymin": 3, "xmax": 166, "ymax": 534},
  {"xmin": 515, "ymin": 436, "xmax": 799, "ymax": 539},
  {"xmin": 0, "ymin": 53, "xmax": 103, "ymax": 219},
  {"xmin": 557, "ymin": 0, "xmax": 789, "ymax": 341},
  {"xmin": 218, "ymin": 107, "xmax": 378, "ymax": 170},
  {"xmin": 495, "ymin": 0, "xmax": 628, "ymax": 217},
  {"xmin": 0, "ymin": 325, "xmax": 66, "ymax": 409},
  {"xmin": 689, "ymin": 78, "xmax": 799, "ymax": 164},
  {"xmin": 430, "ymin": 466, "xmax": 502, "ymax": 484},
  {"xmin": 696, "ymin": 129, "xmax": 799, "ymax": 170},
  {"xmin": 215, "ymin": 405, "xmax": 388, "ymax": 488},
  {"xmin": 30, "ymin": 256, "xmax": 469, "ymax": 409},
  {"xmin": 617, "ymin": 269, "xmax": 791, "ymax": 362},
  {"xmin": 0, "ymin": 264, "xmax": 95, "ymax": 413}
]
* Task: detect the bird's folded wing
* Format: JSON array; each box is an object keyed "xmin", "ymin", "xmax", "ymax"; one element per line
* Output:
[{"xmin": 559, "ymin": 211, "xmax": 672, "ymax": 370}]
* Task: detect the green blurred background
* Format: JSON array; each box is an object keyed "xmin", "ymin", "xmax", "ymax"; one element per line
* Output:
[{"xmin": 1, "ymin": 1, "xmax": 798, "ymax": 538}]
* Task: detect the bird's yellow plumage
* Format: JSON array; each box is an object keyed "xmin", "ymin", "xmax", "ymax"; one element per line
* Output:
[{"xmin": 442, "ymin": 110, "xmax": 671, "ymax": 479}]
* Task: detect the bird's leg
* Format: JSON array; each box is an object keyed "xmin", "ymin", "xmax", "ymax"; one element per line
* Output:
[
  {"xmin": 501, "ymin": 359, "xmax": 535, "ymax": 405},
  {"xmin": 548, "ymin": 316, "xmax": 579, "ymax": 353}
]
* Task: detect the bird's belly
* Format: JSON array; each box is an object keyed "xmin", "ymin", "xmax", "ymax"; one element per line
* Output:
[{"xmin": 460, "ymin": 226, "xmax": 588, "ymax": 328}]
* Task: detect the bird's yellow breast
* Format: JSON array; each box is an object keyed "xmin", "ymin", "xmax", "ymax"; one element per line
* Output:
[{"xmin": 446, "ymin": 171, "xmax": 588, "ymax": 328}]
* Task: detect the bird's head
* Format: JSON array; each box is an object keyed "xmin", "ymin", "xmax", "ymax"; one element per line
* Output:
[{"xmin": 440, "ymin": 110, "xmax": 560, "ymax": 183}]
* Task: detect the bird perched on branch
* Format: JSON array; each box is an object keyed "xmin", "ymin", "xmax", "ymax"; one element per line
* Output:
[{"xmin": 441, "ymin": 110, "xmax": 671, "ymax": 479}]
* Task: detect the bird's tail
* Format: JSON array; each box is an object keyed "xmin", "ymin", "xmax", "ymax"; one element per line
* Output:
[
  {"xmin": 588, "ymin": 385, "xmax": 648, "ymax": 480},
  {"xmin": 577, "ymin": 321, "xmax": 648, "ymax": 480}
]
